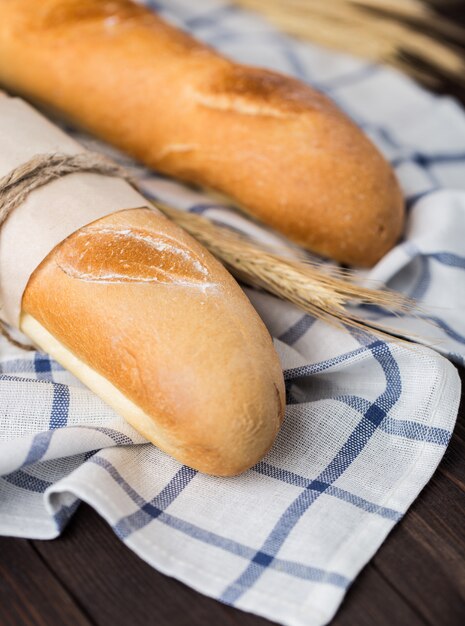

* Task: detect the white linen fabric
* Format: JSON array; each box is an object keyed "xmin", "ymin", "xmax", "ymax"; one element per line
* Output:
[{"xmin": 0, "ymin": 2, "xmax": 464, "ymax": 625}]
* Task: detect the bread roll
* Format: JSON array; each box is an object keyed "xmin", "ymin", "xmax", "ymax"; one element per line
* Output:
[
  {"xmin": 20, "ymin": 208, "xmax": 285, "ymax": 476},
  {"xmin": 0, "ymin": 0, "xmax": 404, "ymax": 267}
]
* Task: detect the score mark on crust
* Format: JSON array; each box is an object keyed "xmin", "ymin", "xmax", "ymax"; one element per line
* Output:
[{"xmin": 55, "ymin": 226, "xmax": 215, "ymax": 287}]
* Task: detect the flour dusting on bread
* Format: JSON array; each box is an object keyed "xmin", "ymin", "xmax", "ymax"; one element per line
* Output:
[{"xmin": 55, "ymin": 227, "xmax": 214, "ymax": 286}]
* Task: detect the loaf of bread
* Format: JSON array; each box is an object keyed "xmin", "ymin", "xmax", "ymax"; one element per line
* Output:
[
  {"xmin": 0, "ymin": 0, "xmax": 404, "ymax": 267},
  {"xmin": 20, "ymin": 208, "xmax": 285, "ymax": 476}
]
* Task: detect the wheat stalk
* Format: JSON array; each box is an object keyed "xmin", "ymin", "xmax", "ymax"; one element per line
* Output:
[
  {"xmin": 0, "ymin": 196, "xmax": 416, "ymax": 349},
  {"xmin": 151, "ymin": 199, "xmax": 415, "ymax": 338},
  {"xmin": 234, "ymin": 0, "xmax": 465, "ymax": 88}
]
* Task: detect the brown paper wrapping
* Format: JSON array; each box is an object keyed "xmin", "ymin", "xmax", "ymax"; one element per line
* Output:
[{"xmin": 0, "ymin": 97, "xmax": 149, "ymax": 327}]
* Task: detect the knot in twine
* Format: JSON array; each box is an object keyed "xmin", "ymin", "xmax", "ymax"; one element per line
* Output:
[{"xmin": 0, "ymin": 152, "xmax": 132, "ymax": 350}]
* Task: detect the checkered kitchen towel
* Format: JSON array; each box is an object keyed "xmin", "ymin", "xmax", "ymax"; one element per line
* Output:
[{"xmin": 1, "ymin": 1, "xmax": 464, "ymax": 625}]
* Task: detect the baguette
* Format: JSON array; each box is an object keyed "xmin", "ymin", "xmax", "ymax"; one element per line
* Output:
[
  {"xmin": 20, "ymin": 208, "xmax": 285, "ymax": 476},
  {"xmin": 0, "ymin": 0, "xmax": 404, "ymax": 267}
]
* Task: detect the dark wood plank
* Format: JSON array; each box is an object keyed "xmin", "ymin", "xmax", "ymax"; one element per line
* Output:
[
  {"xmin": 372, "ymin": 501, "xmax": 465, "ymax": 625},
  {"xmin": 0, "ymin": 536, "xmax": 91, "ymax": 626},
  {"xmin": 437, "ymin": 430, "xmax": 465, "ymax": 493},
  {"xmin": 409, "ymin": 473, "xmax": 465, "ymax": 560},
  {"xmin": 331, "ymin": 562, "xmax": 427, "ymax": 626},
  {"xmin": 31, "ymin": 505, "xmax": 273, "ymax": 626}
]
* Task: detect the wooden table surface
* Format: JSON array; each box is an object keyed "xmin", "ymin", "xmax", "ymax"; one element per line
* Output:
[{"xmin": 1, "ymin": 366, "xmax": 464, "ymax": 626}]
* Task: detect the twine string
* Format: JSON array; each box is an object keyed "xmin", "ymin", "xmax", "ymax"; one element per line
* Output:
[{"xmin": 0, "ymin": 152, "xmax": 131, "ymax": 350}]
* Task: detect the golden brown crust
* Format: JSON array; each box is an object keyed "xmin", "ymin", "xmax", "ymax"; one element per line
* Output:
[
  {"xmin": 22, "ymin": 208, "xmax": 285, "ymax": 476},
  {"xmin": 0, "ymin": 0, "xmax": 404, "ymax": 265}
]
